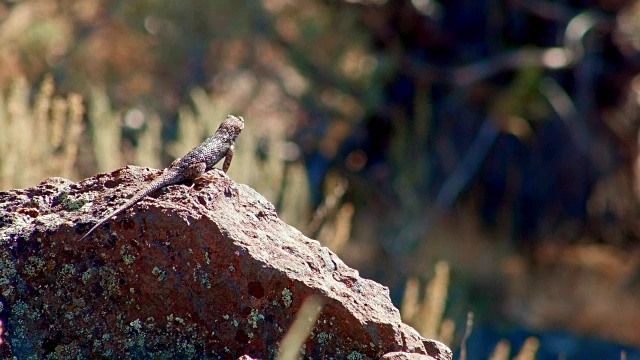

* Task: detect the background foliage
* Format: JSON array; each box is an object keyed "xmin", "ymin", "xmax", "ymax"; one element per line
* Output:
[{"xmin": 2, "ymin": 0, "xmax": 640, "ymax": 358}]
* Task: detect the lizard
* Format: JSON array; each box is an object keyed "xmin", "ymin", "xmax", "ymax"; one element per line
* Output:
[{"xmin": 78, "ymin": 114, "xmax": 244, "ymax": 241}]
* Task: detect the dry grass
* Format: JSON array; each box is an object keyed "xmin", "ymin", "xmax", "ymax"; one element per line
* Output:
[
  {"xmin": 488, "ymin": 339, "xmax": 511, "ymax": 360},
  {"xmin": 87, "ymin": 86, "xmax": 122, "ymax": 174},
  {"xmin": 438, "ymin": 318, "xmax": 455, "ymax": 347},
  {"xmin": 136, "ymin": 113, "xmax": 163, "ymax": 170},
  {"xmin": 417, "ymin": 261, "xmax": 450, "ymax": 339},
  {"xmin": 276, "ymin": 295, "xmax": 323, "ymax": 360},
  {"xmin": 400, "ymin": 261, "xmax": 452, "ymax": 344},
  {"xmin": 400, "ymin": 277, "xmax": 420, "ymax": 323},
  {"xmin": 513, "ymin": 337, "xmax": 540, "ymax": 360},
  {"xmin": 313, "ymin": 174, "xmax": 353, "ymax": 255},
  {"xmin": 0, "ymin": 75, "xmax": 84, "ymax": 189}
]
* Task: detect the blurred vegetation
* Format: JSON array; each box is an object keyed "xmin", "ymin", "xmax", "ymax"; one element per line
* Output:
[
  {"xmin": 3, "ymin": 0, "xmax": 640, "ymax": 357},
  {"xmin": 0, "ymin": 75, "xmax": 83, "ymax": 186}
]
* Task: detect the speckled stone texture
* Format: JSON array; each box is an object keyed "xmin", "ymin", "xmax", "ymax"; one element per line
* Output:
[{"xmin": 0, "ymin": 166, "xmax": 449, "ymax": 359}]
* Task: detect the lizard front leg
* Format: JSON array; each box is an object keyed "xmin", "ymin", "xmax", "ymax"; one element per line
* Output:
[{"xmin": 222, "ymin": 144, "xmax": 235, "ymax": 173}]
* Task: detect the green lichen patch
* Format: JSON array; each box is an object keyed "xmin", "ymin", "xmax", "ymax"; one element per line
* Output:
[
  {"xmin": 58, "ymin": 191, "xmax": 93, "ymax": 211},
  {"xmin": 281, "ymin": 288, "xmax": 293, "ymax": 308},
  {"xmin": 120, "ymin": 244, "xmax": 136, "ymax": 265},
  {"xmin": 247, "ymin": 308, "xmax": 264, "ymax": 329},
  {"xmin": 151, "ymin": 266, "xmax": 166, "ymax": 282}
]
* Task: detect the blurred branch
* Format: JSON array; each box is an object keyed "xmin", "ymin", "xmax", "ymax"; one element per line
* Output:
[
  {"xmin": 460, "ymin": 312, "xmax": 474, "ymax": 360},
  {"xmin": 404, "ymin": 9, "xmax": 615, "ymax": 87},
  {"xmin": 540, "ymin": 77, "xmax": 591, "ymax": 157},
  {"xmin": 384, "ymin": 117, "xmax": 499, "ymax": 256},
  {"xmin": 521, "ymin": 0, "xmax": 579, "ymax": 22},
  {"xmin": 434, "ymin": 119, "xmax": 499, "ymax": 209},
  {"xmin": 404, "ymin": 47, "xmax": 572, "ymax": 87},
  {"xmin": 452, "ymin": 48, "xmax": 572, "ymax": 85},
  {"xmin": 564, "ymin": 10, "xmax": 612, "ymax": 60}
]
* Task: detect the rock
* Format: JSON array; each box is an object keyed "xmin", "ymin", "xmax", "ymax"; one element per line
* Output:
[
  {"xmin": 422, "ymin": 339, "xmax": 452, "ymax": 360},
  {"xmin": 380, "ymin": 351, "xmax": 436, "ymax": 360},
  {"xmin": 0, "ymin": 166, "xmax": 446, "ymax": 358}
]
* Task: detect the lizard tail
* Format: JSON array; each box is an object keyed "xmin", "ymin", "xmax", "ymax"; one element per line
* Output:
[
  {"xmin": 78, "ymin": 176, "xmax": 168, "ymax": 241},
  {"xmin": 78, "ymin": 216, "xmax": 113, "ymax": 241}
]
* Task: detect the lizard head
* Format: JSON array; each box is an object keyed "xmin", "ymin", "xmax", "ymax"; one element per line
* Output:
[{"xmin": 221, "ymin": 115, "xmax": 244, "ymax": 139}]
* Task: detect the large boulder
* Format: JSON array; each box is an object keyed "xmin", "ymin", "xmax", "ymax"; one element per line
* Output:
[{"xmin": 0, "ymin": 166, "xmax": 450, "ymax": 359}]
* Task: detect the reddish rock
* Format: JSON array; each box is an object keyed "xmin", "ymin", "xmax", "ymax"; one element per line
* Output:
[
  {"xmin": 422, "ymin": 339, "xmax": 452, "ymax": 360},
  {"xmin": 0, "ymin": 166, "xmax": 447, "ymax": 358},
  {"xmin": 380, "ymin": 351, "xmax": 436, "ymax": 360}
]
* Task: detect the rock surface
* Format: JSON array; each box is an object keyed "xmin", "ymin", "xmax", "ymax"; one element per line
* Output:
[
  {"xmin": 0, "ymin": 166, "xmax": 450, "ymax": 359},
  {"xmin": 380, "ymin": 352, "xmax": 435, "ymax": 360},
  {"xmin": 423, "ymin": 339, "xmax": 452, "ymax": 360}
]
